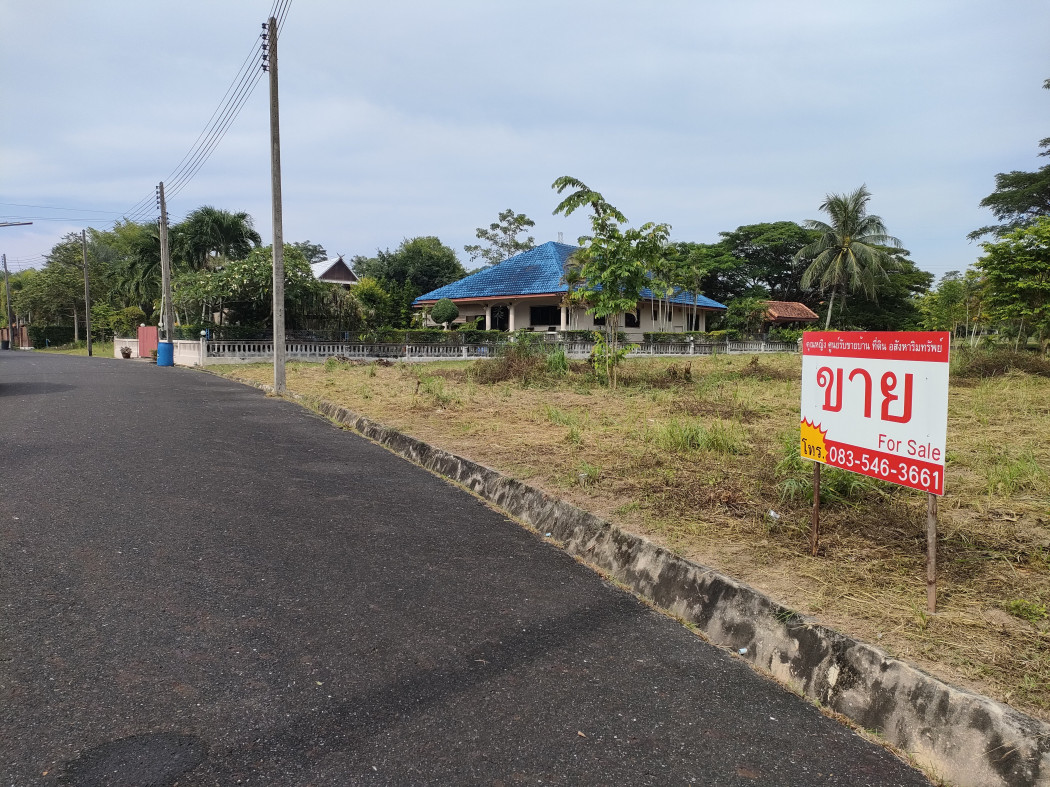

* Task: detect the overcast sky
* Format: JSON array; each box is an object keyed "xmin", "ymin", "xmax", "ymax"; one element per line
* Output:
[{"xmin": 2, "ymin": 0, "xmax": 1048, "ymax": 283}]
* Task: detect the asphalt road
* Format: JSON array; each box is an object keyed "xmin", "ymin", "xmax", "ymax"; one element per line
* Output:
[{"xmin": 0, "ymin": 351, "xmax": 930, "ymax": 786}]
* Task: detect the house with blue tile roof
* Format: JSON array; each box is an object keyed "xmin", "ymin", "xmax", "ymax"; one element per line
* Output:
[{"xmin": 413, "ymin": 241, "xmax": 726, "ymax": 337}]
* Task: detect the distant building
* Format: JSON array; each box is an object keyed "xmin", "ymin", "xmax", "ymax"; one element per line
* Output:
[
  {"xmin": 764, "ymin": 301, "xmax": 820, "ymax": 327},
  {"xmin": 412, "ymin": 241, "xmax": 726, "ymax": 337},
  {"xmin": 310, "ymin": 256, "xmax": 358, "ymax": 288}
]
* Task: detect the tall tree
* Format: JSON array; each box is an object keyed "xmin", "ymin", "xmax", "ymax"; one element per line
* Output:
[
  {"xmin": 464, "ymin": 208, "xmax": 536, "ymax": 266},
  {"xmin": 794, "ymin": 185, "xmax": 903, "ymax": 329},
  {"xmin": 552, "ymin": 176, "xmax": 669, "ymax": 388},
  {"xmin": 969, "ymin": 79, "xmax": 1050, "ymax": 240},
  {"xmin": 718, "ymin": 221, "xmax": 821, "ymax": 301},
  {"xmin": 172, "ymin": 206, "xmax": 262, "ymax": 270},
  {"xmin": 352, "ymin": 237, "xmax": 466, "ymax": 295},
  {"xmin": 291, "ymin": 240, "xmax": 329, "ymax": 264},
  {"xmin": 975, "ymin": 216, "xmax": 1050, "ymax": 350}
]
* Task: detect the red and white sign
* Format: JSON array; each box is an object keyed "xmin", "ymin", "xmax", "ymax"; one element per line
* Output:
[{"xmin": 800, "ymin": 331, "xmax": 950, "ymax": 495}]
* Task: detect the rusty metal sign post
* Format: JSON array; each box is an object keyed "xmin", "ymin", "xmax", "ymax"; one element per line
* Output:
[{"xmin": 800, "ymin": 331, "xmax": 950, "ymax": 612}]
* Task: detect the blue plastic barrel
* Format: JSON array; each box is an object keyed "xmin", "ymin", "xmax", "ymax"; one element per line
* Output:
[{"xmin": 157, "ymin": 341, "xmax": 175, "ymax": 367}]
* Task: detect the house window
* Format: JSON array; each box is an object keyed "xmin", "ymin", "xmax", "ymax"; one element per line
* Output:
[
  {"xmin": 592, "ymin": 315, "xmax": 606, "ymax": 326},
  {"xmin": 530, "ymin": 305, "xmax": 560, "ymax": 326},
  {"xmin": 624, "ymin": 309, "xmax": 641, "ymax": 329},
  {"xmin": 686, "ymin": 312, "xmax": 704, "ymax": 331}
]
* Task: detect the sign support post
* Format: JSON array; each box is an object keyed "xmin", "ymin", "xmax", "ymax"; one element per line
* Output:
[
  {"xmin": 810, "ymin": 462, "xmax": 821, "ymax": 556},
  {"xmin": 927, "ymin": 493, "xmax": 938, "ymax": 613}
]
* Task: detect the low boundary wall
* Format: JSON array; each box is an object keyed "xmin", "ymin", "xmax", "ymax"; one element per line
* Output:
[
  {"xmin": 115, "ymin": 338, "xmax": 799, "ymax": 366},
  {"xmin": 231, "ymin": 377, "xmax": 1050, "ymax": 787}
]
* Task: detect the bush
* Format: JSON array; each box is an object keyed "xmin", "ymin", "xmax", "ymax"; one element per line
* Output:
[
  {"xmin": 111, "ymin": 307, "xmax": 147, "ymax": 337},
  {"xmin": 767, "ymin": 327, "xmax": 804, "ymax": 343},
  {"xmin": 642, "ymin": 331, "xmax": 711, "ymax": 343},
  {"xmin": 702, "ymin": 329, "xmax": 740, "ymax": 342},
  {"xmin": 430, "ymin": 298, "xmax": 459, "ymax": 329}
]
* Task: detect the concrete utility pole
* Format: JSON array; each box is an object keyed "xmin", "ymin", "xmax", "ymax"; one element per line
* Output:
[
  {"xmin": 157, "ymin": 182, "xmax": 175, "ymax": 342},
  {"xmin": 265, "ymin": 15, "xmax": 286, "ymax": 393},
  {"xmin": 81, "ymin": 230, "xmax": 92, "ymax": 357},
  {"xmin": 2, "ymin": 253, "xmax": 12, "ymax": 349}
]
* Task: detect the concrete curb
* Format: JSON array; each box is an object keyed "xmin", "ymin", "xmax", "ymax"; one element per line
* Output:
[{"xmin": 250, "ymin": 380, "xmax": 1050, "ymax": 787}]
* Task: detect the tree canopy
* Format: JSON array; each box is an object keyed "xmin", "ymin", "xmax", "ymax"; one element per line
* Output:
[
  {"xmin": 352, "ymin": 236, "xmax": 465, "ymax": 296},
  {"xmin": 552, "ymin": 176, "xmax": 669, "ymax": 387},
  {"xmin": 795, "ymin": 185, "xmax": 903, "ymax": 328},
  {"xmin": 975, "ymin": 216, "xmax": 1050, "ymax": 347},
  {"xmin": 464, "ymin": 208, "xmax": 536, "ymax": 266},
  {"xmin": 969, "ymin": 79, "xmax": 1050, "ymax": 240}
]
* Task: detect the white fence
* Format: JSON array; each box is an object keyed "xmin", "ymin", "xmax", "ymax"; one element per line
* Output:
[{"xmin": 113, "ymin": 337, "xmax": 799, "ymax": 367}]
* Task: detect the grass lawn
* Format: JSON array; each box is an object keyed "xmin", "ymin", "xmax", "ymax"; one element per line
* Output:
[
  {"xmin": 218, "ymin": 350, "xmax": 1050, "ymax": 721},
  {"xmin": 38, "ymin": 342, "xmax": 115, "ymax": 358}
]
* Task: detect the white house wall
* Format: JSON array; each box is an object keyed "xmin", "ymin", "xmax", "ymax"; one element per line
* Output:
[{"xmin": 424, "ymin": 297, "xmax": 711, "ymax": 335}]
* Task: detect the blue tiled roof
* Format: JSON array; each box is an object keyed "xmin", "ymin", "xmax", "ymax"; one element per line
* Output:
[{"xmin": 413, "ymin": 241, "xmax": 726, "ymax": 310}]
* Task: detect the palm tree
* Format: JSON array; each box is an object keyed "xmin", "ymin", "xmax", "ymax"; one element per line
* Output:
[
  {"xmin": 794, "ymin": 185, "xmax": 902, "ymax": 328},
  {"xmin": 173, "ymin": 206, "xmax": 262, "ymax": 270}
]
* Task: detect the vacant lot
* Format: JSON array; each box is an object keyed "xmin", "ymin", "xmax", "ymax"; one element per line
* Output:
[{"xmin": 219, "ymin": 350, "xmax": 1050, "ymax": 721}]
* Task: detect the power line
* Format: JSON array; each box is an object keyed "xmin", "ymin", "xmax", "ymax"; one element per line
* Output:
[
  {"xmin": 122, "ymin": 0, "xmax": 294, "ymax": 220},
  {"xmin": 0, "ymin": 202, "xmax": 128, "ymax": 215}
]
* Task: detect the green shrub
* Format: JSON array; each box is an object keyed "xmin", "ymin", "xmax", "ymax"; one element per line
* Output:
[
  {"xmin": 431, "ymin": 298, "xmax": 459, "ymax": 328},
  {"xmin": 767, "ymin": 327, "xmax": 804, "ymax": 343},
  {"xmin": 642, "ymin": 331, "xmax": 711, "ymax": 343}
]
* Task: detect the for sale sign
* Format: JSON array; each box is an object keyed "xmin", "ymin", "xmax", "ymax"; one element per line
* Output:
[{"xmin": 800, "ymin": 331, "xmax": 950, "ymax": 495}]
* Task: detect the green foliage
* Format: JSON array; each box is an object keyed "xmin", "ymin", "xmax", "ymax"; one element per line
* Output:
[
  {"xmin": 642, "ymin": 331, "xmax": 712, "ymax": 343},
  {"xmin": 831, "ymin": 256, "xmax": 932, "ymax": 331},
  {"xmin": 795, "ymin": 185, "xmax": 903, "ymax": 329},
  {"xmin": 971, "ymin": 81, "xmax": 1050, "ymax": 240},
  {"xmin": 290, "ymin": 240, "xmax": 328, "ymax": 264},
  {"xmin": 724, "ymin": 297, "xmax": 768, "ymax": 338},
  {"xmin": 464, "ymin": 208, "xmax": 536, "ymax": 266},
  {"xmin": 776, "ymin": 434, "xmax": 886, "ymax": 506},
  {"xmin": 552, "ymin": 176, "xmax": 669, "ymax": 388},
  {"xmin": 984, "ymin": 449, "xmax": 1047, "ymax": 496},
  {"xmin": 717, "ymin": 221, "xmax": 821, "ymax": 301},
  {"xmin": 173, "ymin": 244, "xmax": 324, "ymax": 328},
  {"xmin": 430, "ymin": 298, "xmax": 460, "ymax": 328},
  {"xmin": 352, "ymin": 236, "xmax": 466, "ymax": 296},
  {"xmin": 652, "ymin": 418, "xmax": 747, "ymax": 454},
  {"xmin": 976, "ymin": 216, "xmax": 1050, "ymax": 349},
  {"xmin": 545, "ymin": 346, "xmax": 569, "ymax": 376},
  {"xmin": 767, "ymin": 327, "xmax": 804, "ymax": 343},
  {"xmin": 171, "ymin": 206, "xmax": 261, "ymax": 270},
  {"xmin": 1004, "ymin": 599, "xmax": 1048, "ymax": 625},
  {"xmin": 590, "ymin": 331, "xmax": 636, "ymax": 384}
]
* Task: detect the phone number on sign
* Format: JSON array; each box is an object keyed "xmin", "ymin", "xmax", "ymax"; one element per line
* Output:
[{"xmin": 826, "ymin": 444, "xmax": 942, "ymax": 493}]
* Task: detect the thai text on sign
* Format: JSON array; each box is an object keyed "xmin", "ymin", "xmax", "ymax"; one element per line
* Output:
[{"xmin": 800, "ymin": 331, "xmax": 950, "ymax": 495}]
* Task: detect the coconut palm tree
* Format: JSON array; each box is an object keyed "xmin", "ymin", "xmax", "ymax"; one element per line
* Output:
[
  {"xmin": 173, "ymin": 206, "xmax": 262, "ymax": 270},
  {"xmin": 794, "ymin": 185, "xmax": 902, "ymax": 328}
]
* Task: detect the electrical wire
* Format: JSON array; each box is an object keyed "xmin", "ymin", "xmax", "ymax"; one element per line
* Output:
[{"xmin": 123, "ymin": 0, "xmax": 293, "ymax": 219}]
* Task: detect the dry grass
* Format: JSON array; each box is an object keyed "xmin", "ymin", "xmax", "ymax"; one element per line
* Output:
[{"xmin": 217, "ymin": 352, "xmax": 1050, "ymax": 721}]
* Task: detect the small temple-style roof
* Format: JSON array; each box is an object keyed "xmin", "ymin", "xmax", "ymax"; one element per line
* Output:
[
  {"xmin": 310, "ymin": 256, "xmax": 358, "ymax": 286},
  {"xmin": 413, "ymin": 241, "xmax": 727, "ymax": 310},
  {"xmin": 765, "ymin": 301, "xmax": 819, "ymax": 322}
]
